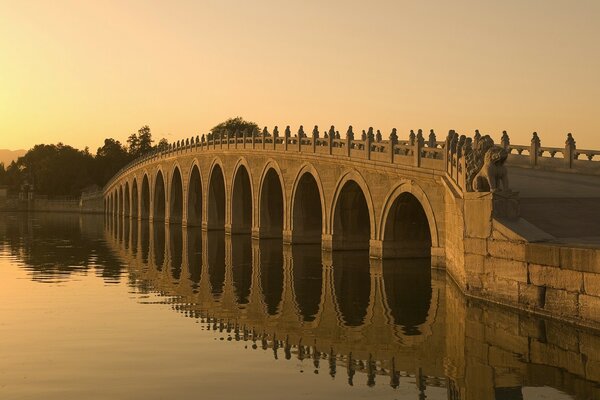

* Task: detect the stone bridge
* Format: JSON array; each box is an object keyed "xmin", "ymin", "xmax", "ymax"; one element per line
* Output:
[{"xmin": 104, "ymin": 126, "xmax": 600, "ymax": 326}]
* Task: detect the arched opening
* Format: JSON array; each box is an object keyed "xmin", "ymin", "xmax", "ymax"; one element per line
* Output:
[
  {"xmin": 231, "ymin": 235, "xmax": 252, "ymax": 306},
  {"xmin": 291, "ymin": 244, "xmax": 322, "ymax": 322},
  {"xmin": 131, "ymin": 217, "xmax": 138, "ymax": 256},
  {"xmin": 141, "ymin": 175, "xmax": 150, "ymax": 220},
  {"xmin": 231, "ymin": 165, "xmax": 252, "ymax": 234},
  {"xmin": 123, "ymin": 217, "xmax": 130, "ymax": 249},
  {"xmin": 383, "ymin": 192, "xmax": 432, "ymax": 258},
  {"xmin": 153, "ymin": 223, "xmax": 165, "ymax": 271},
  {"xmin": 382, "ymin": 258, "xmax": 431, "ymax": 335},
  {"xmin": 259, "ymin": 168, "xmax": 284, "ymax": 238},
  {"xmin": 124, "ymin": 183, "xmax": 130, "ymax": 217},
  {"xmin": 169, "ymin": 167, "xmax": 183, "ymax": 224},
  {"xmin": 131, "ymin": 179, "xmax": 139, "ymax": 219},
  {"xmin": 169, "ymin": 225, "xmax": 183, "ymax": 280},
  {"xmin": 332, "ymin": 180, "xmax": 371, "ymax": 250},
  {"xmin": 332, "ymin": 252, "xmax": 370, "ymax": 327},
  {"xmin": 118, "ymin": 187, "xmax": 124, "ymax": 216},
  {"xmin": 207, "ymin": 231, "xmax": 225, "ymax": 298},
  {"xmin": 260, "ymin": 239, "xmax": 283, "ymax": 315},
  {"xmin": 186, "ymin": 227, "xmax": 202, "ymax": 292},
  {"xmin": 187, "ymin": 165, "xmax": 202, "ymax": 227},
  {"xmin": 292, "ymin": 172, "xmax": 322, "ymax": 244},
  {"xmin": 153, "ymin": 171, "xmax": 166, "ymax": 222},
  {"xmin": 207, "ymin": 164, "xmax": 225, "ymax": 230}
]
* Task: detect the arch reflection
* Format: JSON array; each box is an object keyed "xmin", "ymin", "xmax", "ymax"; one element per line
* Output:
[
  {"xmin": 207, "ymin": 231, "xmax": 225, "ymax": 298},
  {"xmin": 231, "ymin": 234, "xmax": 252, "ymax": 306},
  {"xmin": 291, "ymin": 245, "xmax": 322, "ymax": 322},
  {"xmin": 259, "ymin": 239, "xmax": 284, "ymax": 315},
  {"xmin": 332, "ymin": 251, "xmax": 370, "ymax": 327},
  {"xmin": 382, "ymin": 258, "xmax": 432, "ymax": 335},
  {"xmin": 153, "ymin": 223, "xmax": 165, "ymax": 271},
  {"xmin": 186, "ymin": 227, "xmax": 202, "ymax": 291},
  {"xmin": 169, "ymin": 225, "xmax": 183, "ymax": 280}
]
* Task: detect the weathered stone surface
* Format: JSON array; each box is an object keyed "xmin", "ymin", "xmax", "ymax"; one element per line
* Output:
[
  {"xmin": 546, "ymin": 320, "xmax": 580, "ymax": 352},
  {"xmin": 464, "ymin": 237, "xmax": 487, "ymax": 256},
  {"xmin": 482, "ymin": 275, "xmax": 520, "ymax": 304},
  {"xmin": 560, "ymin": 247, "xmax": 600, "ymax": 273},
  {"xmin": 488, "ymin": 240, "xmax": 526, "ymax": 261},
  {"xmin": 485, "ymin": 257, "xmax": 527, "ymax": 283},
  {"xmin": 518, "ymin": 282, "xmax": 544, "ymax": 308},
  {"xmin": 464, "ymin": 253, "xmax": 485, "ymax": 273},
  {"xmin": 525, "ymin": 243, "xmax": 560, "ymax": 267},
  {"xmin": 488, "ymin": 346, "xmax": 523, "ymax": 368},
  {"xmin": 580, "ymin": 331, "xmax": 600, "ymax": 362},
  {"xmin": 583, "ymin": 272, "xmax": 600, "ymax": 296},
  {"xmin": 528, "ymin": 264, "xmax": 583, "ymax": 292},
  {"xmin": 543, "ymin": 288, "xmax": 579, "ymax": 317},
  {"xmin": 579, "ymin": 294, "xmax": 600, "ymax": 322}
]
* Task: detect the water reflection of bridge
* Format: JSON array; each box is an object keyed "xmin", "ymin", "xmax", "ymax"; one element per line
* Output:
[{"xmin": 107, "ymin": 216, "xmax": 448, "ymax": 391}]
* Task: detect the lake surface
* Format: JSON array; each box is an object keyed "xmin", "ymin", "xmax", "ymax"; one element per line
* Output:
[{"xmin": 0, "ymin": 213, "xmax": 598, "ymax": 399}]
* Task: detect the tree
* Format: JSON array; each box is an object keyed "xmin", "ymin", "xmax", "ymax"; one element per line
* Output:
[
  {"xmin": 94, "ymin": 138, "xmax": 133, "ymax": 186},
  {"xmin": 211, "ymin": 117, "xmax": 259, "ymax": 138},
  {"xmin": 156, "ymin": 138, "xmax": 169, "ymax": 151},
  {"xmin": 127, "ymin": 125, "xmax": 154, "ymax": 157}
]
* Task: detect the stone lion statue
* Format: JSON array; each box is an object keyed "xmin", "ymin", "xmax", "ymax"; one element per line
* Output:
[
  {"xmin": 465, "ymin": 135, "xmax": 510, "ymax": 192},
  {"xmin": 473, "ymin": 146, "xmax": 509, "ymax": 192}
]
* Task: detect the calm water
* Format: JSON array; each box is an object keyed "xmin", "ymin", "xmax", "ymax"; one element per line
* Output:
[{"xmin": 0, "ymin": 213, "xmax": 598, "ymax": 399}]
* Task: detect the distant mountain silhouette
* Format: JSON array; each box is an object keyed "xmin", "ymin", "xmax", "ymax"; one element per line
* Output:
[{"xmin": 0, "ymin": 149, "xmax": 26, "ymax": 166}]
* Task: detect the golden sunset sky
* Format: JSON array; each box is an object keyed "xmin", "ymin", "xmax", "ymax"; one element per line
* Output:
[{"xmin": 1, "ymin": 0, "xmax": 599, "ymax": 152}]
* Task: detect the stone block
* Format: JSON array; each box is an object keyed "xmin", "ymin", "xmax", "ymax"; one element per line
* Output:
[
  {"xmin": 464, "ymin": 195, "xmax": 493, "ymax": 239},
  {"xmin": 545, "ymin": 320, "xmax": 580, "ymax": 352},
  {"xmin": 544, "ymin": 288, "xmax": 579, "ymax": 317},
  {"xmin": 586, "ymin": 359, "xmax": 600, "ymax": 382},
  {"xmin": 518, "ymin": 282, "xmax": 544, "ymax": 308},
  {"xmin": 580, "ymin": 331, "xmax": 600, "ymax": 362},
  {"xmin": 518, "ymin": 316, "xmax": 546, "ymax": 341},
  {"xmin": 485, "ymin": 322, "xmax": 528, "ymax": 355},
  {"xmin": 466, "ymin": 337, "xmax": 489, "ymax": 363},
  {"xmin": 482, "ymin": 275, "xmax": 519, "ymax": 304},
  {"xmin": 464, "ymin": 237, "xmax": 488, "ymax": 256},
  {"xmin": 485, "ymin": 257, "xmax": 528, "ymax": 283},
  {"xmin": 488, "ymin": 346, "xmax": 523, "ymax": 368},
  {"xmin": 488, "ymin": 240, "xmax": 526, "ymax": 261},
  {"xmin": 525, "ymin": 243, "xmax": 560, "ymax": 267},
  {"xmin": 465, "ymin": 253, "xmax": 485, "ymax": 274},
  {"xmin": 528, "ymin": 264, "xmax": 583, "ymax": 292},
  {"xmin": 579, "ymin": 294, "xmax": 600, "ymax": 323},
  {"xmin": 583, "ymin": 272, "xmax": 600, "ymax": 296},
  {"xmin": 560, "ymin": 247, "xmax": 600, "ymax": 273}
]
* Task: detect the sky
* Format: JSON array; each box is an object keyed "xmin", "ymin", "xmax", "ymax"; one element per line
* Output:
[{"xmin": 1, "ymin": 0, "xmax": 599, "ymax": 152}]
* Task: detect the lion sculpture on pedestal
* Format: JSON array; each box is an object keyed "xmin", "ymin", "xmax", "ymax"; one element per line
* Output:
[{"xmin": 466, "ymin": 135, "xmax": 510, "ymax": 192}]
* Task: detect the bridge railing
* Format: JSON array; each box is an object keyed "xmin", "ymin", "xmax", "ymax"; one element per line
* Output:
[{"xmin": 104, "ymin": 127, "xmax": 600, "ymax": 194}]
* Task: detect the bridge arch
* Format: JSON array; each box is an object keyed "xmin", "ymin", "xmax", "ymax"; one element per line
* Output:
[
  {"xmin": 379, "ymin": 181, "xmax": 438, "ymax": 258},
  {"xmin": 187, "ymin": 162, "xmax": 203, "ymax": 227},
  {"xmin": 131, "ymin": 178, "xmax": 139, "ymax": 219},
  {"xmin": 258, "ymin": 160, "xmax": 286, "ymax": 238},
  {"xmin": 290, "ymin": 163, "xmax": 326, "ymax": 244},
  {"xmin": 153, "ymin": 169, "xmax": 166, "ymax": 222},
  {"xmin": 330, "ymin": 170, "xmax": 376, "ymax": 251},
  {"xmin": 230, "ymin": 158, "xmax": 253, "ymax": 234},
  {"xmin": 124, "ymin": 182, "xmax": 130, "ymax": 217},
  {"xmin": 141, "ymin": 173, "xmax": 150, "ymax": 219},
  {"xmin": 207, "ymin": 158, "xmax": 226, "ymax": 230},
  {"xmin": 118, "ymin": 186, "xmax": 124, "ymax": 216},
  {"xmin": 169, "ymin": 165, "xmax": 184, "ymax": 224}
]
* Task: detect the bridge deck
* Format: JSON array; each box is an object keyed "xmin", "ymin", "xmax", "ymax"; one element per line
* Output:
[{"xmin": 508, "ymin": 167, "xmax": 600, "ymax": 247}]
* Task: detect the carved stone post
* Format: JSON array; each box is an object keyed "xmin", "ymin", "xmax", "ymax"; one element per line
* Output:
[
  {"xmin": 252, "ymin": 127, "xmax": 257, "ymax": 149},
  {"xmin": 365, "ymin": 127, "xmax": 374, "ymax": 160},
  {"xmin": 414, "ymin": 130, "xmax": 423, "ymax": 167},
  {"xmin": 501, "ymin": 130, "xmax": 510, "ymax": 150},
  {"xmin": 346, "ymin": 126, "xmax": 354, "ymax": 157},
  {"xmin": 565, "ymin": 133, "xmax": 576, "ymax": 169},
  {"xmin": 262, "ymin": 127, "xmax": 267, "ymax": 150},
  {"xmin": 312, "ymin": 125, "xmax": 318, "ymax": 153},
  {"xmin": 530, "ymin": 132, "xmax": 540, "ymax": 166},
  {"xmin": 328, "ymin": 125, "xmax": 335, "ymax": 155},
  {"xmin": 389, "ymin": 128, "xmax": 398, "ymax": 164},
  {"xmin": 428, "ymin": 129, "xmax": 436, "ymax": 149},
  {"xmin": 284, "ymin": 126, "xmax": 290, "ymax": 152},
  {"xmin": 273, "ymin": 126, "xmax": 278, "ymax": 150},
  {"xmin": 243, "ymin": 129, "xmax": 247, "ymax": 149},
  {"xmin": 298, "ymin": 125, "xmax": 304, "ymax": 152},
  {"xmin": 234, "ymin": 130, "xmax": 239, "ymax": 149}
]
